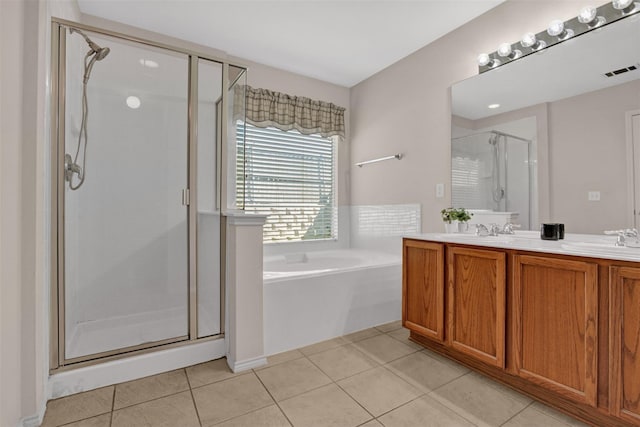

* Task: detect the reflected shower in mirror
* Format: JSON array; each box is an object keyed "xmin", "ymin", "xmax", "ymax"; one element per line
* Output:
[{"xmin": 451, "ymin": 11, "xmax": 640, "ymax": 234}]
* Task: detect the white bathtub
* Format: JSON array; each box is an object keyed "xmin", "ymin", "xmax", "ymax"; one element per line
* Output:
[{"xmin": 263, "ymin": 249, "xmax": 402, "ymax": 355}]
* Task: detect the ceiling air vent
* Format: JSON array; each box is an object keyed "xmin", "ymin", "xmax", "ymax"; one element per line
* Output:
[{"xmin": 604, "ymin": 64, "xmax": 638, "ymax": 77}]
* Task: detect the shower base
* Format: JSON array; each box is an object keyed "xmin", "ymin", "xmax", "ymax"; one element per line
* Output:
[{"xmin": 65, "ymin": 307, "xmax": 188, "ymax": 360}]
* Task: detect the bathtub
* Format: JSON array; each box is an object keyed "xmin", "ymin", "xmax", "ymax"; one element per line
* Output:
[{"xmin": 263, "ymin": 249, "xmax": 402, "ymax": 355}]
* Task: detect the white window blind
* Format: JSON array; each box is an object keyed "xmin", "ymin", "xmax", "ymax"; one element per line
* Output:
[{"xmin": 237, "ymin": 123, "xmax": 337, "ymax": 243}]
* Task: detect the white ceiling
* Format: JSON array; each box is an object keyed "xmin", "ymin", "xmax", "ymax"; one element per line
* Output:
[{"xmin": 76, "ymin": 0, "xmax": 506, "ymax": 87}]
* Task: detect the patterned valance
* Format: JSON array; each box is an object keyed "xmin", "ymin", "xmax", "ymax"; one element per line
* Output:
[{"xmin": 242, "ymin": 86, "xmax": 345, "ymax": 138}]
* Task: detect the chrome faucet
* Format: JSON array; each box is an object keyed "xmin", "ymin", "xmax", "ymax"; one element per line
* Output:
[
  {"xmin": 475, "ymin": 223, "xmax": 501, "ymax": 237},
  {"xmin": 605, "ymin": 228, "xmax": 639, "ymax": 246},
  {"xmin": 476, "ymin": 223, "xmax": 520, "ymax": 237},
  {"xmin": 500, "ymin": 223, "xmax": 521, "ymax": 235}
]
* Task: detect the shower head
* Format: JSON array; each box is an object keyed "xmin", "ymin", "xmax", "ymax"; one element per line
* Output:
[{"xmin": 70, "ymin": 27, "xmax": 110, "ymax": 60}]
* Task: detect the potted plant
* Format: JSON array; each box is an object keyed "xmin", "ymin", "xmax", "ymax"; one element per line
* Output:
[
  {"xmin": 441, "ymin": 207, "xmax": 459, "ymax": 233},
  {"xmin": 454, "ymin": 208, "xmax": 473, "ymax": 233},
  {"xmin": 441, "ymin": 208, "xmax": 473, "ymax": 233}
]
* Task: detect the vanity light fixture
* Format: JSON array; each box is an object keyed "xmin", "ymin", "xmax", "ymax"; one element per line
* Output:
[
  {"xmin": 488, "ymin": 103, "xmax": 501, "ymax": 109},
  {"xmin": 477, "ymin": 1, "xmax": 639, "ymax": 74}
]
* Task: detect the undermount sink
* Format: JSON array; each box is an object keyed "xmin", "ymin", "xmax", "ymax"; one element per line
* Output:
[
  {"xmin": 561, "ymin": 242, "xmax": 640, "ymax": 257},
  {"xmin": 435, "ymin": 233, "xmax": 515, "ymax": 244}
]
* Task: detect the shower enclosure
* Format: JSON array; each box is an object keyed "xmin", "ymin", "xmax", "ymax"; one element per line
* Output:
[
  {"xmin": 50, "ymin": 20, "xmax": 247, "ymax": 368},
  {"xmin": 451, "ymin": 130, "xmax": 533, "ymax": 229}
]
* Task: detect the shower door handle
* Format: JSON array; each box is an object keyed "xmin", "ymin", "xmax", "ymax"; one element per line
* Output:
[{"xmin": 182, "ymin": 189, "xmax": 190, "ymax": 206}]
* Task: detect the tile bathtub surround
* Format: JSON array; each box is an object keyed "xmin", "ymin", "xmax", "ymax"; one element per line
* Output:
[{"xmin": 41, "ymin": 322, "xmax": 587, "ymax": 427}]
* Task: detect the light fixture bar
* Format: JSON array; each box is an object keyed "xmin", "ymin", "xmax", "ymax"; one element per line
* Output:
[{"xmin": 478, "ymin": 1, "xmax": 639, "ymax": 74}]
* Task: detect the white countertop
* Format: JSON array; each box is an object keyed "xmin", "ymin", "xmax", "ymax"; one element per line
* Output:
[{"xmin": 405, "ymin": 231, "xmax": 640, "ymax": 263}]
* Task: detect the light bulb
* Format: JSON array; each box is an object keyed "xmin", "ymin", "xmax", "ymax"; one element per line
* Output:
[
  {"xmin": 126, "ymin": 96, "xmax": 141, "ymax": 109},
  {"xmin": 578, "ymin": 6, "xmax": 597, "ymax": 23},
  {"xmin": 612, "ymin": 0, "xmax": 634, "ymax": 10},
  {"xmin": 520, "ymin": 33, "xmax": 546, "ymax": 50},
  {"xmin": 547, "ymin": 20, "xmax": 565, "ymax": 36},
  {"xmin": 547, "ymin": 19, "xmax": 574, "ymax": 40},
  {"xmin": 497, "ymin": 43, "xmax": 512, "ymax": 57},
  {"xmin": 477, "ymin": 53, "xmax": 491, "ymax": 66}
]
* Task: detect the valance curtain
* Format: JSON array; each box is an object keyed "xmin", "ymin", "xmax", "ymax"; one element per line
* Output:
[{"xmin": 239, "ymin": 85, "xmax": 346, "ymax": 138}]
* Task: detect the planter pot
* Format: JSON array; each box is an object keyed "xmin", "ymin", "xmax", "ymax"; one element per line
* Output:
[
  {"xmin": 444, "ymin": 221, "xmax": 459, "ymax": 233},
  {"xmin": 458, "ymin": 221, "xmax": 469, "ymax": 233}
]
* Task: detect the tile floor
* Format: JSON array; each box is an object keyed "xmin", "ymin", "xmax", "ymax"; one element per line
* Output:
[{"xmin": 41, "ymin": 321, "xmax": 588, "ymax": 427}]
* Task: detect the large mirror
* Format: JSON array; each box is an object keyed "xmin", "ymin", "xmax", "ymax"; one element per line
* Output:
[{"xmin": 451, "ymin": 13, "xmax": 640, "ymax": 234}]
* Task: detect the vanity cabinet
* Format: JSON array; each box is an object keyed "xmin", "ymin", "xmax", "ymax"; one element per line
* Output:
[
  {"xmin": 447, "ymin": 247, "xmax": 506, "ymax": 368},
  {"xmin": 402, "ymin": 240, "xmax": 445, "ymax": 342},
  {"xmin": 403, "ymin": 237, "xmax": 640, "ymax": 426},
  {"xmin": 511, "ymin": 254, "xmax": 598, "ymax": 407},
  {"xmin": 610, "ymin": 266, "xmax": 640, "ymax": 423}
]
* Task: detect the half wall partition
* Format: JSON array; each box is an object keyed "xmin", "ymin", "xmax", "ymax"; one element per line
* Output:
[{"xmin": 50, "ymin": 20, "xmax": 246, "ymax": 369}]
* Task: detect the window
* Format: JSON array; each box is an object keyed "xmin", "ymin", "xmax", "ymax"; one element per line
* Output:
[
  {"xmin": 237, "ymin": 123, "xmax": 337, "ymax": 243},
  {"xmin": 451, "ymin": 155, "xmax": 482, "ymax": 208}
]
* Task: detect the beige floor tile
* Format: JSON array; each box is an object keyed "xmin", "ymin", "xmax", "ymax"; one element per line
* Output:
[
  {"xmin": 111, "ymin": 391, "xmax": 199, "ymax": 427},
  {"xmin": 386, "ymin": 327, "xmax": 426, "ymax": 350},
  {"xmin": 353, "ymin": 334, "xmax": 417, "ymax": 364},
  {"xmin": 42, "ymin": 387, "xmax": 114, "ymax": 427},
  {"xmin": 186, "ymin": 357, "xmax": 245, "ymax": 388},
  {"xmin": 279, "ymin": 383, "xmax": 372, "ymax": 427},
  {"xmin": 299, "ymin": 337, "xmax": 349, "ymax": 356},
  {"xmin": 58, "ymin": 413, "xmax": 111, "ymax": 427},
  {"xmin": 358, "ymin": 420, "xmax": 383, "ymax": 426},
  {"xmin": 256, "ymin": 357, "xmax": 332, "ymax": 401},
  {"xmin": 337, "ymin": 366, "xmax": 422, "ymax": 417},
  {"xmin": 113, "ymin": 369, "xmax": 189, "ymax": 409},
  {"xmin": 260, "ymin": 349, "xmax": 305, "ymax": 369},
  {"xmin": 309, "ymin": 344, "xmax": 378, "ymax": 381},
  {"xmin": 375, "ymin": 320, "xmax": 403, "ymax": 333},
  {"xmin": 343, "ymin": 328, "xmax": 383, "ymax": 343},
  {"xmin": 386, "ymin": 351, "xmax": 468, "ymax": 393},
  {"xmin": 378, "ymin": 394, "xmax": 475, "ymax": 427},
  {"xmin": 430, "ymin": 372, "xmax": 531, "ymax": 426},
  {"xmin": 503, "ymin": 406, "xmax": 571, "ymax": 427},
  {"xmin": 214, "ymin": 405, "xmax": 291, "ymax": 427},
  {"xmin": 193, "ymin": 373, "xmax": 274, "ymax": 426},
  {"xmin": 530, "ymin": 402, "xmax": 589, "ymax": 426}
]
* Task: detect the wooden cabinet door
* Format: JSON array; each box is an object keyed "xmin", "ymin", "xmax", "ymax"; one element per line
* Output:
[
  {"xmin": 610, "ymin": 266, "xmax": 640, "ymax": 423},
  {"xmin": 447, "ymin": 246, "xmax": 506, "ymax": 368},
  {"xmin": 402, "ymin": 239, "xmax": 445, "ymax": 342},
  {"xmin": 512, "ymin": 255, "xmax": 598, "ymax": 407}
]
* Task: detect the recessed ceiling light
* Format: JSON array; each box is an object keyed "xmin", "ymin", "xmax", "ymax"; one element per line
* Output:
[
  {"xmin": 126, "ymin": 96, "xmax": 141, "ymax": 109},
  {"xmin": 488, "ymin": 103, "xmax": 500, "ymax": 109},
  {"xmin": 139, "ymin": 59, "xmax": 159, "ymax": 68}
]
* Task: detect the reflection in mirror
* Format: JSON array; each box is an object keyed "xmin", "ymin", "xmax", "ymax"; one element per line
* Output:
[{"xmin": 451, "ymin": 13, "xmax": 640, "ymax": 233}]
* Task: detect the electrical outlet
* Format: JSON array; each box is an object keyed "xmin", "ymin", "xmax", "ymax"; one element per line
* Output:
[
  {"xmin": 436, "ymin": 183, "xmax": 444, "ymax": 198},
  {"xmin": 588, "ymin": 191, "xmax": 600, "ymax": 201}
]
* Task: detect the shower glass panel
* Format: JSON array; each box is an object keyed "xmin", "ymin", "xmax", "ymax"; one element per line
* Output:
[
  {"xmin": 228, "ymin": 66, "xmax": 247, "ymax": 210},
  {"xmin": 197, "ymin": 58, "xmax": 222, "ymax": 338},
  {"xmin": 63, "ymin": 28, "xmax": 190, "ymax": 360},
  {"xmin": 451, "ymin": 131, "xmax": 532, "ymax": 229}
]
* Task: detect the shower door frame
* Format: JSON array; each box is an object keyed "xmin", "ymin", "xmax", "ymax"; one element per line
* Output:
[{"xmin": 49, "ymin": 19, "xmax": 239, "ymax": 372}]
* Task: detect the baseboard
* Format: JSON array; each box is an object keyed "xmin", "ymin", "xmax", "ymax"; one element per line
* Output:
[
  {"xmin": 19, "ymin": 401, "xmax": 46, "ymax": 427},
  {"xmin": 48, "ymin": 338, "xmax": 226, "ymax": 399},
  {"xmin": 227, "ymin": 355, "xmax": 267, "ymax": 372}
]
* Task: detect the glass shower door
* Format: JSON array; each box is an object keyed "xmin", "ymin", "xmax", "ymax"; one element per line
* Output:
[{"xmin": 63, "ymin": 29, "xmax": 190, "ymax": 360}]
